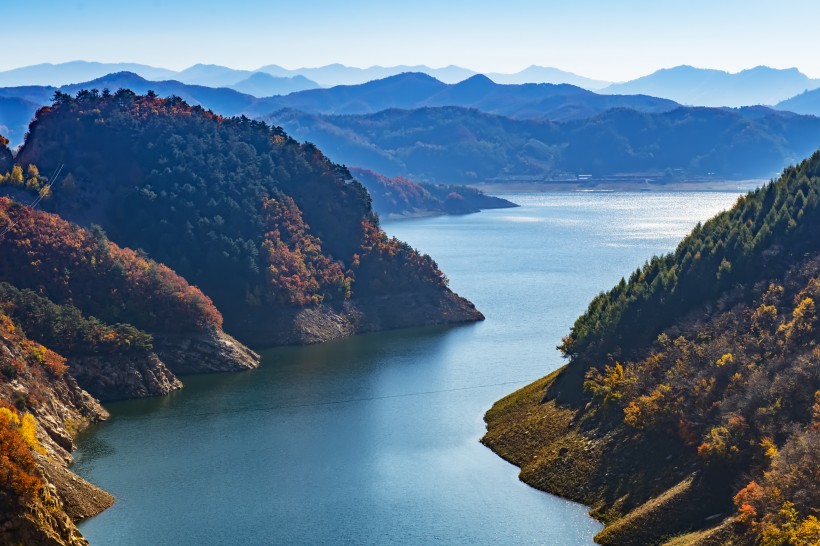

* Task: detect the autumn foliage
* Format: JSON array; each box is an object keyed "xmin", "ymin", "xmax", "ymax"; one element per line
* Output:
[
  {"xmin": 260, "ymin": 194, "xmax": 350, "ymax": 306},
  {"xmin": 13, "ymin": 91, "xmax": 455, "ymax": 337},
  {"xmin": 0, "ymin": 197, "xmax": 221, "ymax": 333},
  {"xmin": 0, "ymin": 403, "xmax": 42, "ymax": 505},
  {"xmin": 569, "ymin": 155, "xmax": 820, "ymax": 543}
]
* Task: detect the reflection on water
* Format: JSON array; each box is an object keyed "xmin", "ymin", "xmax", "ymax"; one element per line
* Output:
[{"xmin": 75, "ymin": 191, "xmax": 743, "ymax": 545}]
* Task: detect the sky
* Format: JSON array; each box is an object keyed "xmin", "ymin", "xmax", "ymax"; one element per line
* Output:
[{"xmin": 5, "ymin": 0, "xmax": 820, "ymax": 81}]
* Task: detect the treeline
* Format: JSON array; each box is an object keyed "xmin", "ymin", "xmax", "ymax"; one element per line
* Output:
[
  {"xmin": 0, "ymin": 282, "xmax": 153, "ymax": 355},
  {"xmin": 561, "ymin": 150, "xmax": 820, "ymax": 366}
]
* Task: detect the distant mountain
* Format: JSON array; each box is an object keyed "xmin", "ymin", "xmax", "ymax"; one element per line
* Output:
[
  {"xmin": 604, "ymin": 65, "xmax": 820, "ymax": 107},
  {"xmin": 173, "ymin": 63, "xmax": 255, "ymax": 87},
  {"xmin": 349, "ymin": 167, "xmax": 516, "ymax": 217},
  {"xmin": 486, "ymin": 65, "xmax": 609, "ymax": 89},
  {"xmin": 0, "ymin": 71, "xmax": 673, "ymax": 148},
  {"xmin": 0, "ymin": 72, "xmax": 311, "ymax": 146},
  {"xmin": 255, "ymin": 72, "xmax": 678, "ymax": 119},
  {"xmin": 229, "ymin": 73, "xmax": 318, "ymax": 96},
  {"xmin": 776, "ymin": 87, "xmax": 820, "ymax": 116},
  {"xmin": 0, "ymin": 61, "xmax": 177, "ymax": 87},
  {"xmin": 0, "ymin": 97, "xmax": 40, "ymax": 148},
  {"xmin": 257, "ymin": 63, "xmax": 478, "ymax": 86},
  {"xmin": 264, "ymin": 105, "xmax": 820, "ymax": 183}
]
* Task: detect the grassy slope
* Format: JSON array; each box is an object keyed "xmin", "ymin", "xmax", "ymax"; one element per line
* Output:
[{"xmin": 483, "ymin": 373, "xmax": 745, "ymax": 545}]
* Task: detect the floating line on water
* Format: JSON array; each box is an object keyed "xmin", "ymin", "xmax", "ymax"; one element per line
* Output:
[{"xmin": 111, "ymin": 378, "xmax": 536, "ymax": 422}]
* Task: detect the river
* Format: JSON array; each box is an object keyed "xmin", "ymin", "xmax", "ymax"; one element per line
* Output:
[{"xmin": 73, "ymin": 190, "xmax": 747, "ymax": 545}]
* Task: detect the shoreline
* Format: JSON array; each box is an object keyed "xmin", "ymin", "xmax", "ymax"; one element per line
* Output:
[{"xmin": 469, "ymin": 179, "xmax": 766, "ymax": 193}]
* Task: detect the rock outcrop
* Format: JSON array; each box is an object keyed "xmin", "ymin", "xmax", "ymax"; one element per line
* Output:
[
  {"xmin": 68, "ymin": 352, "xmax": 181, "ymax": 402},
  {"xmin": 152, "ymin": 328, "xmax": 261, "ymax": 375}
]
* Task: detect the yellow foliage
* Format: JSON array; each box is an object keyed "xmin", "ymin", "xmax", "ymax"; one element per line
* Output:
[
  {"xmin": 793, "ymin": 515, "xmax": 820, "ymax": 545},
  {"xmin": 10, "ymin": 165, "xmax": 23, "ymax": 186},
  {"xmin": 0, "ymin": 407, "xmax": 20, "ymax": 427},
  {"xmin": 20, "ymin": 413, "xmax": 43, "ymax": 454},
  {"xmin": 760, "ymin": 437, "xmax": 779, "ymax": 459},
  {"xmin": 583, "ymin": 362, "xmax": 633, "ymax": 404},
  {"xmin": 716, "ymin": 352, "xmax": 734, "ymax": 367},
  {"xmin": 623, "ymin": 384, "xmax": 671, "ymax": 429}
]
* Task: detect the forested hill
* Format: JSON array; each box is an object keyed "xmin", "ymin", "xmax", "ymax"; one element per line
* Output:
[
  {"xmin": 484, "ymin": 152, "xmax": 820, "ymax": 545},
  {"xmin": 12, "ymin": 90, "xmax": 482, "ymax": 345}
]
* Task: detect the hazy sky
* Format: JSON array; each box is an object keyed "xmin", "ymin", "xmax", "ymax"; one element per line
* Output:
[{"xmin": 6, "ymin": 0, "xmax": 820, "ymax": 80}]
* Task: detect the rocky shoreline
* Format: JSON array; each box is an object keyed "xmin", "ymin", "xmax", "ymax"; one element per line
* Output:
[
  {"xmin": 7, "ymin": 299, "xmax": 481, "ymax": 545},
  {"xmin": 1, "ymin": 327, "xmax": 261, "ymax": 546}
]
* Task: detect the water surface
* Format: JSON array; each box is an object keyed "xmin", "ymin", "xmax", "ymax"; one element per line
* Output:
[{"xmin": 74, "ymin": 191, "xmax": 743, "ymax": 545}]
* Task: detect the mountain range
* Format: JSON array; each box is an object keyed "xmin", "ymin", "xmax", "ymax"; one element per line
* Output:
[
  {"xmin": 265, "ymin": 105, "xmax": 820, "ymax": 183},
  {"xmin": 0, "ymin": 60, "xmax": 600, "ymax": 88},
  {"xmin": 776, "ymin": 86, "xmax": 820, "ymax": 117},
  {"xmin": 253, "ymin": 73, "xmax": 678, "ymax": 118},
  {"xmin": 602, "ymin": 65, "xmax": 820, "ymax": 107},
  {"xmin": 0, "ymin": 71, "xmax": 679, "ymax": 147},
  {"xmin": 3, "ymin": 61, "xmax": 819, "ymax": 106}
]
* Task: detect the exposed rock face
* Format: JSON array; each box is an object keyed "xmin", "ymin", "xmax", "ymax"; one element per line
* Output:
[
  {"xmin": 68, "ymin": 352, "xmax": 182, "ymax": 402},
  {"xmin": 152, "ymin": 328, "xmax": 261, "ymax": 375},
  {"xmin": 1, "ymin": 320, "xmax": 263, "ymax": 545},
  {"xmin": 232, "ymin": 292, "xmax": 483, "ymax": 347},
  {"xmin": 355, "ymin": 291, "xmax": 484, "ymax": 333},
  {"xmin": 0, "ymin": 483, "xmax": 90, "ymax": 546},
  {"xmin": 0, "ymin": 333, "xmax": 107, "ymax": 546},
  {"xmin": 37, "ymin": 456, "xmax": 114, "ymax": 521}
]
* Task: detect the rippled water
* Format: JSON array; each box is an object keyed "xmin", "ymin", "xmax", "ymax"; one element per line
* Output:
[{"xmin": 73, "ymin": 190, "xmax": 745, "ymax": 545}]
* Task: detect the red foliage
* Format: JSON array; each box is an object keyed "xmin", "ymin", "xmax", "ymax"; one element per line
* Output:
[
  {"xmin": 260, "ymin": 195, "xmax": 349, "ymax": 306},
  {"xmin": 0, "ymin": 197, "xmax": 221, "ymax": 332}
]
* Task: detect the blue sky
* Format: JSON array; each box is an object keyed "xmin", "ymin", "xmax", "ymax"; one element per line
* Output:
[{"xmin": 6, "ymin": 0, "xmax": 820, "ymax": 80}]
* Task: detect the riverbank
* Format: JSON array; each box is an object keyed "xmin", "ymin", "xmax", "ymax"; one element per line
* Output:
[
  {"xmin": 482, "ymin": 369, "xmax": 736, "ymax": 546},
  {"xmin": 471, "ymin": 179, "xmax": 765, "ymax": 193}
]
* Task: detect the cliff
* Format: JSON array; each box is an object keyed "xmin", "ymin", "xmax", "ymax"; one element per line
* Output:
[{"xmin": 484, "ymin": 152, "xmax": 820, "ymax": 545}]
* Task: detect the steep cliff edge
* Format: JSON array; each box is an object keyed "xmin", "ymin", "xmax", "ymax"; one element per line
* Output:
[{"xmin": 485, "ymin": 152, "xmax": 820, "ymax": 545}]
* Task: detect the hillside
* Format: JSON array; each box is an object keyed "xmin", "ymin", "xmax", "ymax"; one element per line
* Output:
[
  {"xmin": 0, "ymin": 195, "xmax": 262, "ymax": 544},
  {"xmin": 604, "ymin": 65, "xmax": 820, "ymax": 107},
  {"xmin": 483, "ymin": 152, "xmax": 820, "ymax": 544},
  {"xmin": 266, "ymin": 106, "xmax": 820, "ymax": 184},
  {"xmin": 349, "ymin": 167, "xmax": 516, "ymax": 217},
  {"xmin": 12, "ymin": 90, "xmax": 482, "ymax": 346}
]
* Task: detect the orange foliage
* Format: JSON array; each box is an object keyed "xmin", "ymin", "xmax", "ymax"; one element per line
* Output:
[
  {"xmin": 0, "ymin": 402, "xmax": 42, "ymax": 505},
  {"xmin": 260, "ymin": 195, "xmax": 350, "ymax": 306},
  {"xmin": 0, "ymin": 197, "xmax": 221, "ymax": 332},
  {"xmin": 20, "ymin": 340, "xmax": 67, "ymax": 377}
]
